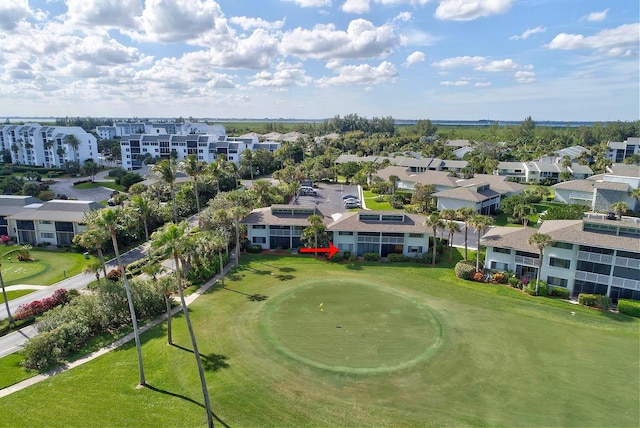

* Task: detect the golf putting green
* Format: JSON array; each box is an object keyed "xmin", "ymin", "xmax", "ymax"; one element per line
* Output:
[{"xmin": 262, "ymin": 279, "xmax": 443, "ymax": 374}]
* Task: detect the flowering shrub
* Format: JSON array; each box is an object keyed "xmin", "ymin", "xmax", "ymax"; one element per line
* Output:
[
  {"xmin": 492, "ymin": 272, "xmax": 508, "ymax": 284},
  {"xmin": 14, "ymin": 289, "xmax": 69, "ymax": 320},
  {"xmin": 106, "ymin": 268, "xmax": 123, "ymax": 282},
  {"xmin": 472, "ymin": 271, "xmax": 485, "ymax": 282},
  {"xmin": 0, "ymin": 235, "xmax": 10, "ymax": 244}
]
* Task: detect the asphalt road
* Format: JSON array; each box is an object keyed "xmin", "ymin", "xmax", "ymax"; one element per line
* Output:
[{"xmin": 292, "ymin": 183, "xmax": 361, "ymax": 212}]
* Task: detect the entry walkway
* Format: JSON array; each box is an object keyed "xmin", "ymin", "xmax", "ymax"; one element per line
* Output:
[{"xmin": 0, "ymin": 257, "xmax": 237, "ymax": 398}]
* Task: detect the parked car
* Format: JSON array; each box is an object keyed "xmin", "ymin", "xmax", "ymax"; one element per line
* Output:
[
  {"xmin": 345, "ymin": 201, "xmax": 361, "ymax": 209},
  {"xmin": 342, "ymin": 194, "xmax": 358, "ymax": 200},
  {"xmin": 300, "ymin": 186, "xmax": 318, "ymax": 195},
  {"xmin": 343, "ymin": 198, "xmax": 360, "ymax": 206}
]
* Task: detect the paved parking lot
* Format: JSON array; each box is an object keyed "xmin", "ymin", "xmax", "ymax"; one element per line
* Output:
[{"xmin": 292, "ymin": 183, "xmax": 360, "ymax": 212}]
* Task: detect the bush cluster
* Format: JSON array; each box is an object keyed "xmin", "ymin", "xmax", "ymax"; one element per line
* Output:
[
  {"xmin": 14, "ymin": 289, "xmax": 70, "ymax": 321},
  {"xmin": 508, "ymin": 276, "xmax": 521, "ymax": 289},
  {"xmin": 246, "ymin": 244, "xmax": 263, "ymax": 254},
  {"xmin": 550, "ymin": 287, "xmax": 570, "ymax": 299},
  {"xmin": 454, "ymin": 260, "xmax": 476, "ymax": 280},
  {"xmin": 492, "ymin": 272, "xmax": 508, "ymax": 284},
  {"xmin": 578, "ymin": 293, "xmax": 612, "ymax": 310},
  {"xmin": 525, "ymin": 280, "xmax": 549, "ymax": 296},
  {"xmin": 22, "ymin": 280, "xmax": 165, "ymax": 371},
  {"xmin": 363, "ymin": 252, "xmax": 380, "ymax": 261},
  {"xmin": 472, "ymin": 271, "xmax": 484, "ymax": 282},
  {"xmin": 617, "ymin": 299, "xmax": 640, "ymax": 318},
  {"xmin": 386, "ymin": 253, "xmax": 409, "ymax": 263},
  {"xmin": 106, "ymin": 268, "xmax": 123, "ymax": 282}
]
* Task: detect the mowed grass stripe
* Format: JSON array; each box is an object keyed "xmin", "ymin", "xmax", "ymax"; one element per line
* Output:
[{"xmin": 0, "ymin": 254, "xmax": 637, "ymax": 427}]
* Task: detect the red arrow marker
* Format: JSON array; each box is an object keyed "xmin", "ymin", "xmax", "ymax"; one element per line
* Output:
[{"xmin": 299, "ymin": 242, "xmax": 339, "ymax": 259}]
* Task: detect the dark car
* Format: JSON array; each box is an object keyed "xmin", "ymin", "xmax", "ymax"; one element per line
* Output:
[{"xmin": 342, "ymin": 194, "xmax": 358, "ymax": 200}]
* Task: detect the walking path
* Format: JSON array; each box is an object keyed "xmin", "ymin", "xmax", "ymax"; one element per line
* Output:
[{"xmin": 0, "ymin": 256, "xmax": 237, "ymax": 398}]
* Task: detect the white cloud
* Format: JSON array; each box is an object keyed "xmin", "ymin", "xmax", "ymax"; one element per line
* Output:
[
  {"xmin": 280, "ymin": 19, "xmax": 399, "ymax": 60},
  {"xmin": 69, "ymin": 36, "xmax": 145, "ymax": 66},
  {"xmin": 440, "ymin": 80, "xmax": 469, "ymax": 86},
  {"xmin": 281, "ymin": 0, "xmax": 331, "ymax": 7},
  {"xmin": 342, "ymin": 0, "xmax": 371, "ymax": 14},
  {"xmin": 229, "ymin": 16, "xmax": 286, "ymax": 31},
  {"xmin": 0, "ymin": 0, "xmax": 41, "ymax": 31},
  {"xmin": 317, "ymin": 61, "xmax": 398, "ymax": 86},
  {"xmin": 403, "ymin": 51, "xmax": 425, "ymax": 67},
  {"xmin": 475, "ymin": 81, "xmax": 491, "ymax": 87},
  {"xmin": 510, "ymin": 26, "xmax": 546, "ymax": 40},
  {"xmin": 515, "ymin": 70, "xmax": 535, "ymax": 83},
  {"xmin": 432, "ymin": 56, "xmax": 485, "ymax": 68},
  {"xmin": 193, "ymin": 28, "xmax": 279, "ymax": 69},
  {"xmin": 137, "ymin": 0, "xmax": 229, "ymax": 44},
  {"xmin": 546, "ymin": 23, "xmax": 640, "ymax": 57},
  {"xmin": 249, "ymin": 62, "xmax": 312, "ymax": 87},
  {"xmin": 581, "ymin": 9, "xmax": 609, "ymax": 22},
  {"xmin": 475, "ymin": 58, "xmax": 517, "ymax": 72},
  {"xmin": 435, "ymin": 0, "xmax": 513, "ymax": 21},
  {"xmin": 66, "ymin": 0, "xmax": 142, "ymax": 30}
]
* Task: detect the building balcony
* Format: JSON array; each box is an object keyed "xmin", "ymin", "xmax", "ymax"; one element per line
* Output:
[
  {"xmin": 575, "ymin": 270, "xmax": 610, "ymax": 285},
  {"xmin": 515, "ymin": 255, "xmax": 538, "ymax": 267},
  {"xmin": 577, "ymin": 251, "xmax": 613, "ymax": 265},
  {"xmin": 611, "ymin": 276, "xmax": 640, "ymax": 290},
  {"xmin": 614, "ymin": 256, "xmax": 640, "ymax": 269}
]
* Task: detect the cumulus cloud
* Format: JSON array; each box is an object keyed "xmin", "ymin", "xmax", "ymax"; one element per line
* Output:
[
  {"xmin": 440, "ymin": 80, "xmax": 469, "ymax": 86},
  {"xmin": 342, "ymin": 0, "xmax": 371, "ymax": 14},
  {"xmin": 66, "ymin": 0, "xmax": 142, "ymax": 30},
  {"xmin": 137, "ymin": 56, "xmax": 238, "ymax": 91},
  {"xmin": 281, "ymin": 0, "xmax": 331, "ymax": 7},
  {"xmin": 475, "ymin": 81, "xmax": 491, "ymax": 87},
  {"xmin": 510, "ymin": 26, "xmax": 546, "ymax": 40},
  {"xmin": 317, "ymin": 61, "xmax": 398, "ymax": 86},
  {"xmin": 475, "ymin": 58, "xmax": 517, "ymax": 72},
  {"xmin": 432, "ymin": 56, "xmax": 485, "ymax": 68},
  {"xmin": 280, "ymin": 19, "xmax": 399, "ymax": 60},
  {"xmin": 546, "ymin": 23, "xmax": 639, "ymax": 57},
  {"xmin": 403, "ymin": 51, "xmax": 425, "ymax": 67},
  {"xmin": 69, "ymin": 36, "xmax": 144, "ymax": 66},
  {"xmin": 581, "ymin": 9, "xmax": 609, "ymax": 22},
  {"xmin": 0, "ymin": 0, "xmax": 41, "ymax": 31},
  {"xmin": 515, "ymin": 70, "xmax": 535, "ymax": 83},
  {"xmin": 194, "ymin": 28, "xmax": 279, "ymax": 69},
  {"xmin": 435, "ymin": 0, "xmax": 513, "ymax": 21},
  {"xmin": 137, "ymin": 0, "xmax": 230, "ymax": 44},
  {"xmin": 249, "ymin": 62, "xmax": 312, "ymax": 87},
  {"xmin": 229, "ymin": 16, "xmax": 286, "ymax": 31}
]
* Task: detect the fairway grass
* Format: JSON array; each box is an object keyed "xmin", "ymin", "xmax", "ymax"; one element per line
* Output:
[
  {"xmin": 0, "ymin": 255, "xmax": 638, "ymax": 427},
  {"xmin": 0, "ymin": 248, "xmax": 92, "ymax": 286},
  {"xmin": 0, "ymin": 289, "xmax": 34, "ymax": 303}
]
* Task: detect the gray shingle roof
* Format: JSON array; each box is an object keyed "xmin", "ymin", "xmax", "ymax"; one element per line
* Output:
[
  {"xmin": 6, "ymin": 200, "xmax": 103, "ymax": 222},
  {"xmin": 553, "ymin": 180, "xmax": 595, "ymax": 192},
  {"xmin": 327, "ymin": 210, "xmax": 426, "ymax": 233}
]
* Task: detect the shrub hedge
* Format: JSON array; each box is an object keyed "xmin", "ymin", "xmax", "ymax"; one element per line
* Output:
[
  {"xmin": 454, "ymin": 260, "xmax": 476, "ymax": 280},
  {"xmin": 550, "ymin": 287, "xmax": 570, "ymax": 299},
  {"xmin": 525, "ymin": 280, "xmax": 549, "ymax": 296},
  {"xmin": 617, "ymin": 299, "xmax": 640, "ymax": 318},
  {"xmin": 363, "ymin": 252, "xmax": 380, "ymax": 261}
]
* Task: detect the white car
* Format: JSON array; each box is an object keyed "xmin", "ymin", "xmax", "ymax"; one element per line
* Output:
[{"xmin": 300, "ymin": 186, "xmax": 318, "ymax": 195}]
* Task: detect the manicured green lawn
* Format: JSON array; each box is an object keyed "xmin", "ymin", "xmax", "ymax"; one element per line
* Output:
[
  {"xmin": 0, "ymin": 254, "xmax": 637, "ymax": 427},
  {"xmin": 74, "ymin": 181, "xmax": 125, "ymax": 192},
  {"xmin": 362, "ymin": 190, "xmax": 396, "ymax": 210},
  {"xmin": 0, "ymin": 289, "xmax": 34, "ymax": 303},
  {"xmin": 0, "ymin": 248, "xmax": 94, "ymax": 286}
]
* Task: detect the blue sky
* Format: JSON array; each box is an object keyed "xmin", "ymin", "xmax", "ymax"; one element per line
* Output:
[{"xmin": 0, "ymin": 0, "xmax": 638, "ymax": 121}]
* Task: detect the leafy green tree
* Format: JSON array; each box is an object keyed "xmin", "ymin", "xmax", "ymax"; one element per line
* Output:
[
  {"xmin": 412, "ymin": 184, "xmax": 436, "ymax": 213},
  {"xmin": 152, "ymin": 159, "xmax": 178, "ymax": 222},
  {"xmin": 151, "ymin": 222, "xmax": 213, "ymax": 428},
  {"xmin": 512, "ymin": 204, "xmax": 536, "ymax": 227},
  {"xmin": 64, "ymin": 134, "xmax": 80, "ymax": 163},
  {"xmin": 81, "ymin": 161, "xmax": 99, "ymax": 181},
  {"xmin": 179, "ymin": 155, "xmax": 207, "ymax": 214},
  {"xmin": 610, "ymin": 201, "xmax": 629, "ymax": 220},
  {"xmin": 527, "ymin": 233, "xmax": 554, "ymax": 295},
  {"xmin": 129, "ymin": 195, "xmax": 154, "ymax": 242},
  {"xmin": 444, "ymin": 221, "xmax": 461, "ymax": 261},
  {"xmin": 468, "ymin": 215, "xmax": 494, "ymax": 272},
  {"xmin": 539, "ymin": 204, "xmax": 588, "ymax": 221},
  {"xmin": 301, "ymin": 214, "xmax": 328, "ymax": 256},
  {"xmin": 22, "ymin": 181, "xmax": 40, "ymax": 197},
  {"xmin": 83, "ymin": 258, "xmax": 104, "ymax": 286},
  {"xmin": 424, "ymin": 212, "xmax": 444, "ymax": 265}
]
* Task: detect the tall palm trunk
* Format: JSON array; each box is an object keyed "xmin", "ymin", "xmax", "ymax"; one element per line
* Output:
[
  {"xmin": 234, "ymin": 217, "xmax": 240, "ymax": 266},
  {"xmin": 110, "ymin": 228, "xmax": 146, "ymax": 386},
  {"xmin": 476, "ymin": 229, "xmax": 482, "ymax": 272},
  {"xmin": 218, "ymin": 250, "xmax": 225, "ymax": 287},
  {"xmin": 164, "ymin": 293, "xmax": 173, "ymax": 345},
  {"xmin": 432, "ymin": 228, "xmax": 437, "ymax": 265},
  {"xmin": 194, "ymin": 178, "xmax": 201, "ymax": 214},
  {"xmin": 171, "ymin": 183, "xmax": 177, "ymax": 223},
  {"xmin": 449, "ymin": 231, "xmax": 454, "ymax": 261},
  {"xmin": 96, "ymin": 245, "xmax": 108, "ymax": 282},
  {"xmin": 174, "ymin": 250, "xmax": 214, "ymax": 428},
  {"xmin": 464, "ymin": 224, "xmax": 469, "ymax": 261},
  {"xmin": 535, "ymin": 251, "xmax": 543, "ymax": 296},
  {"xmin": 1, "ymin": 269, "xmax": 14, "ymax": 326}
]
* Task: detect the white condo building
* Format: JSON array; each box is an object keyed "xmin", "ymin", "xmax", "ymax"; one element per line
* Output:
[{"xmin": 0, "ymin": 124, "xmax": 98, "ymax": 167}]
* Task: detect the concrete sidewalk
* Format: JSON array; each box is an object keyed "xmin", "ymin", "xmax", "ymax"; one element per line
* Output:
[{"xmin": 0, "ymin": 257, "xmax": 237, "ymax": 398}]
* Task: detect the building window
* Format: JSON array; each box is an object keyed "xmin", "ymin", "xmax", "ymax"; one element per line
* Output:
[
  {"xmin": 408, "ymin": 246, "xmax": 422, "ymax": 253},
  {"xmin": 252, "ymin": 237, "xmax": 266, "ymax": 244},
  {"xmin": 408, "ymin": 233, "xmax": 424, "ymax": 238},
  {"xmin": 40, "ymin": 220, "xmax": 52, "ymax": 225},
  {"xmin": 576, "ymin": 260, "xmax": 610, "ymax": 275},
  {"xmin": 338, "ymin": 231, "xmax": 354, "ymax": 236},
  {"xmin": 549, "ymin": 257, "xmax": 571, "ymax": 269},
  {"xmin": 547, "ymin": 276, "xmax": 568, "ymax": 287},
  {"xmin": 252, "ymin": 225, "xmax": 266, "ymax": 229},
  {"xmin": 490, "ymin": 261, "xmax": 509, "ymax": 271},
  {"xmin": 493, "ymin": 247, "xmax": 511, "ymax": 254},
  {"xmin": 553, "ymin": 242, "xmax": 573, "ymax": 250}
]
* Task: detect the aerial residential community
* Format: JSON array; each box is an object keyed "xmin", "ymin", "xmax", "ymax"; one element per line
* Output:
[{"xmin": 0, "ymin": 0, "xmax": 638, "ymax": 427}]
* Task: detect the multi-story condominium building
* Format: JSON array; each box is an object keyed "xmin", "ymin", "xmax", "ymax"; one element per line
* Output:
[
  {"xmin": 243, "ymin": 205, "xmax": 430, "ymax": 258},
  {"xmin": 0, "ymin": 196, "xmax": 102, "ymax": 246},
  {"xmin": 495, "ymin": 161, "xmax": 593, "ymax": 183},
  {"xmin": 481, "ymin": 215, "xmax": 640, "ymax": 301},
  {"xmin": 97, "ymin": 121, "xmax": 227, "ymax": 140},
  {"xmin": 119, "ymin": 132, "xmax": 281, "ymax": 170},
  {"xmin": 605, "ymin": 137, "xmax": 640, "ymax": 162},
  {"xmin": 0, "ymin": 124, "xmax": 98, "ymax": 167}
]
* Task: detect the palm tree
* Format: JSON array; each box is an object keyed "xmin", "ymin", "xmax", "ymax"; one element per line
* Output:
[
  {"xmin": 64, "ymin": 134, "xmax": 80, "ymax": 163},
  {"xmin": 306, "ymin": 214, "xmax": 325, "ymax": 256},
  {"xmin": 142, "ymin": 262, "xmax": 176, "ymax": 345},
  {"xmin": 444, "ymin": 221, "xmax": 461, "ymax": 261},
  {"xmin": 83, "ymin": 258, "xmax": 104, "ymax": 286},
  {"xmin": 424, "ymin": 212, "xmax": 444, "ymax": 265},
  {"xmin": 456, "ymin": 207, "xmax": 477, "ymax": 261},
  {"xmin": 513, "ymin": 204, "xmax": 536, "ymax": 227},
  {"xmin": 75, "ymin": 211, "xmax": 111, "ymax": 281},
  {"xmin": 468, "ymin": 214, "xmax": 494, "ymax": 272},
  {"xmin": 97, "ymin": 208, "xmax": 146, "ymax": 386},
  {"xmin": 242, "ymin": 149, "xmax": 255, "ymax": 184},
  {"xmin": 152, "ymin": 159, "xmax": 178, "ymax": 222},
  {"xmin": 0, "ymin": 264, "xmax": 14, "ymax": 327},
  {"xmin": 439, "ymin": 209, "xmax": 457, "ymax": 239},
  {"xmin": 629, "ymin": 188, "xmax": 640, "ymax": 212},
  {"xmin": 230, "ymin": 206, "xmax": 248, "ymax": 266},
  {"xmin": 388, "ymin": 175, "xmax": 400, "ymax": 194},
  {"xmin": 151, "ymin": 222, "xmax": 213, "ymax": 428},
  {"xmin": 179, "ymin": 155, "xmax": 207, "ymax": 215},
  {"xmin": 610, "ymin": 201, "xmax": 629, "ymax": 220},
  {"xmin": 209, "ymin": 230, "xmax": 228, "ymax": 287},
  {"xmin": 129, "ymin": 195, "xmax": 153, "ymax": 242},
  {"xmin": 527, "ymin": 233, "xmax": 555, "ymax": 295}
]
